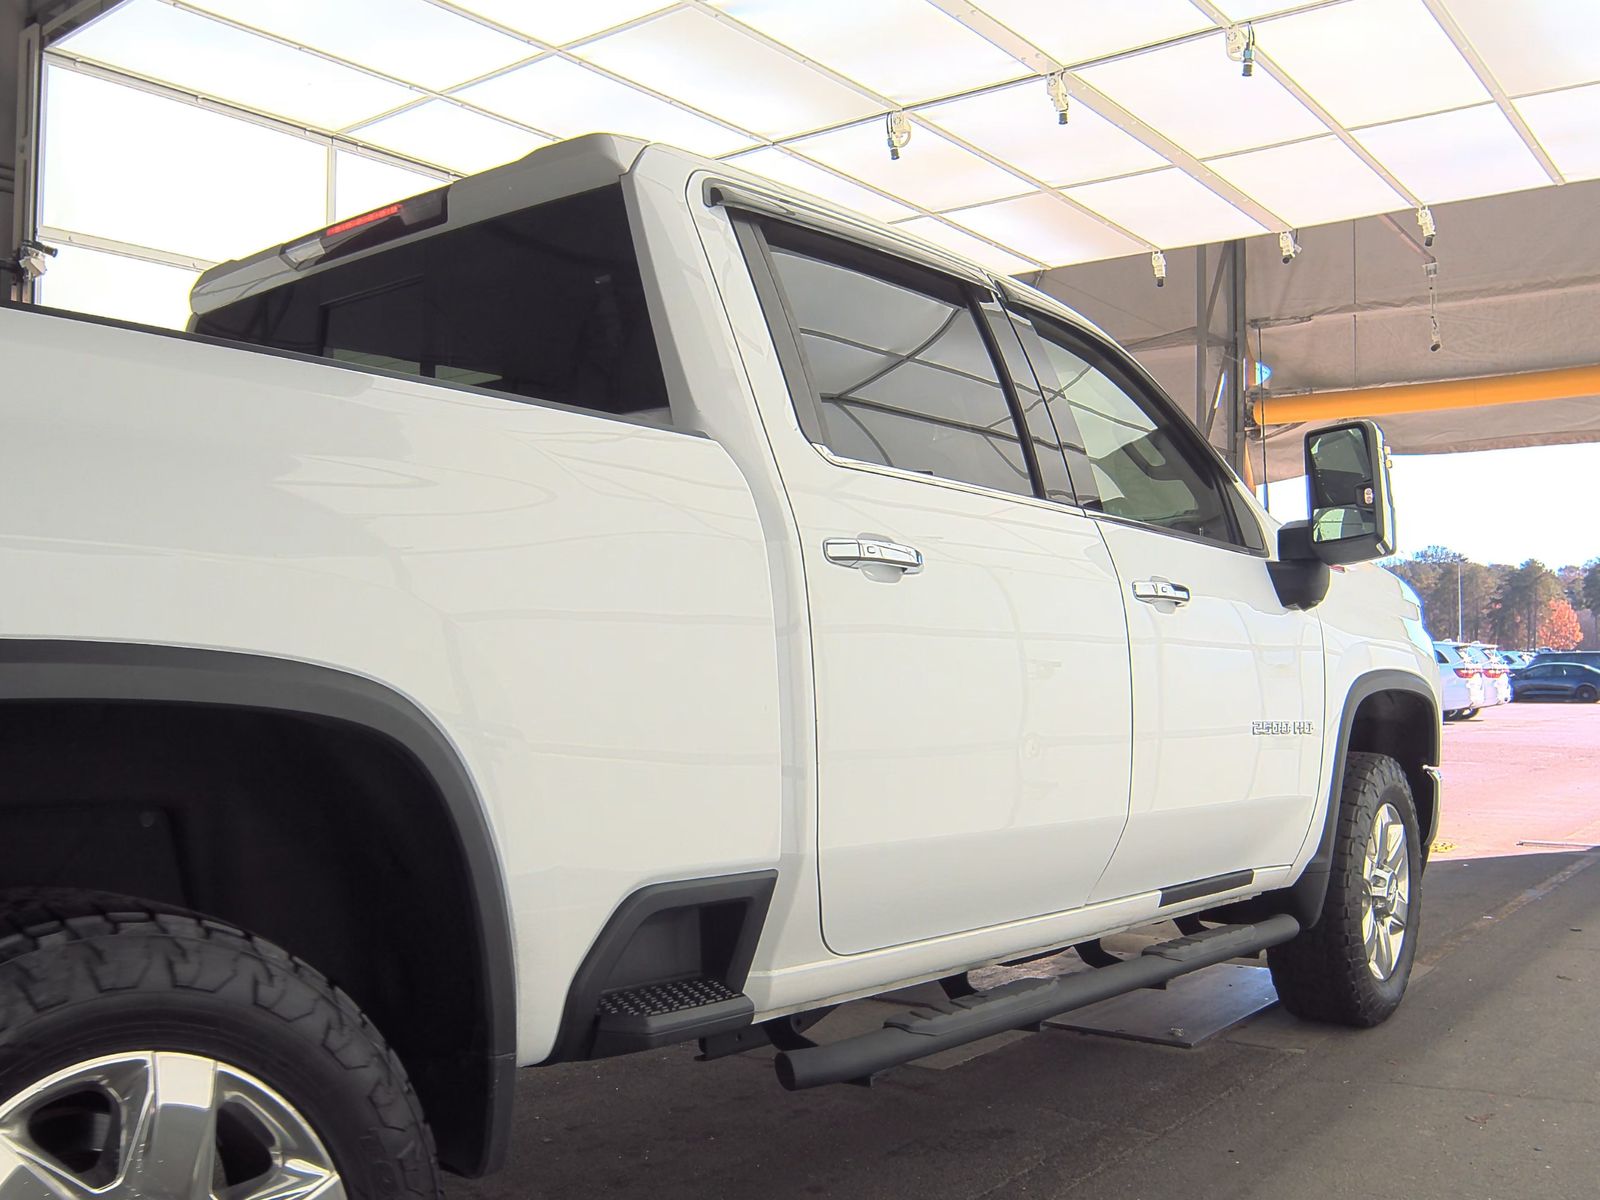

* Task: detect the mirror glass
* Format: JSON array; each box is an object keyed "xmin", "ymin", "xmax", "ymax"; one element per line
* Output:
[{"xmin": 1307, "ymin": 426, "xmax": 1374, "ymax": 544}]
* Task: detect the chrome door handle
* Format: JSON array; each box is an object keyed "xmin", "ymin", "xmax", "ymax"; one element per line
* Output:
[
  {"xmin": 1131, "ymin": 579, "xmax": 1191, "ymax": 605},
  {"xmin": 823, "ymin": 537, "xmax": 924, "ymax": 575}
]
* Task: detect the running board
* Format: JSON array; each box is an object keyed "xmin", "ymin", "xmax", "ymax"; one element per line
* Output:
[{"xmin": 773, "ymin": 915, "xmax": 1301, "ymax": 1091}]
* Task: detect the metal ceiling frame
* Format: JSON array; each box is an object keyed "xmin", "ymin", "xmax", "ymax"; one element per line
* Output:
[{"xmin": 21, "ymin": 0, "xmax": 1583, "ymax": 303}]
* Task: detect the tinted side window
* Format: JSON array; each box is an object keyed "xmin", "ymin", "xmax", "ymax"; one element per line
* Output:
[
  {"xmin": 760, "ymin": 225, "xmax": 1034, "ymax": 499},
  {"xmin": 1020, "ymin": 313, "xmax": 1240, "ymax": 546},
  {"xmin": 195, "ymin": 186, "xmax": 671, "ymax": 420}
]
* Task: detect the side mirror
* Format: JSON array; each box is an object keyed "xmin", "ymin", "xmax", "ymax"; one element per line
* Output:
[{"xmin": 1304, "ymin": 419, "xmax": 1396, "ymax": 565}]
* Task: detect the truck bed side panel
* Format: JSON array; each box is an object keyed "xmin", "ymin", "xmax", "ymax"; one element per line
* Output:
[{"xmin": 1, "ymin": 306, "xmax": 783, "ymax": 1064}]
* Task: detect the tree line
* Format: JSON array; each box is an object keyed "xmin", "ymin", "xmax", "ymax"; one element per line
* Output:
[{"xmin": 1383, "ymin": 548, "xmax": 1599, "ymax": 650}]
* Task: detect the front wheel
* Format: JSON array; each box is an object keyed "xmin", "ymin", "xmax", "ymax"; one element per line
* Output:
[
  {"xmin": 0, "ymin": 891, "xmax": 442, "ymax": 1200},
  {"xmin": 1268, "ymin": 752, "xmax": 1422, "ymax": 1027}
]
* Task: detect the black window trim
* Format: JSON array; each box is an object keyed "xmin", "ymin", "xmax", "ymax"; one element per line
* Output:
[
  {"xmin": 1004, "ymin": 299, "xmax": 1270, "ymax": 558},
  {"xmin": 734, "ymin": 213, "xmax": 1051, "ymax": 506}
]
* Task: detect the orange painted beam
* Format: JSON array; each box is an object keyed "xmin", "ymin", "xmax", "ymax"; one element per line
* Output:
[{"xmin": 1255, "ymin": 363, "xmax": 1600, "ymax": 426}]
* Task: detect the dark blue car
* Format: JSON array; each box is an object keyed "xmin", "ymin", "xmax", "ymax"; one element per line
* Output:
[{"xmin": 1510, "ymin": 661, "xmax": 1600, "ymax": 703}]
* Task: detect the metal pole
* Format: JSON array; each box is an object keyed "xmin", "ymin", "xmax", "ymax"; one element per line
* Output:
[
  {"xmin": 6, "ymin": 16, "xmax": 43, "ymax": 305},
  {"xmin": 1227, "ymin": 239, "xmax": 1248, "ymax": 474},
  {"xmin": 1458, "ymin": 560, "xmax": 1463, "ymax": 641},
  {"xmin": 1194, "ymin": 243, "xmax": 1207, "ymax": 430}
]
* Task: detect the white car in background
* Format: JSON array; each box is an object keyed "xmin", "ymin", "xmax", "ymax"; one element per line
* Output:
[
  {"xmin": 1468, "ymin": 644, "xmax": 1513, "ymax": 707},
  {"xmin": 1435, "ymin": 641, "xmax": 1487, "ymax": 719}
]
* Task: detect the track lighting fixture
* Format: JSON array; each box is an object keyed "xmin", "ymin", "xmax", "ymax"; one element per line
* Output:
[
  {"xmin": 1151, "ymin": 249, "xmax": 1167, "ymax": 288},
  {"xmin": 885, "ymin": 111, "xmax": 911, "ymax": 161},
  {"xmin": 1226, "ymin": 24, "xmax": 1257, "ymax": 77},
  {"xmin": 1046, "ymin": 71, "xmax": 1070, "ymax": 125},
  {"xmin": 1278, "ymin": 230, "xmax": 1300, "ymax": 263},
  {"xmin": 1416, "ymin": 205, "xmax": 1437, "ymax": 247}
]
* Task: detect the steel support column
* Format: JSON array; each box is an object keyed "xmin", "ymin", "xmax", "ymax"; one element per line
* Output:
[
  {"xmin": 2, "ymin": 0, "xmax": 28, "ymax": 301},
  {"xmin": 1225, "ymin": 239, "xmax": 1249, "ymax": 475}
]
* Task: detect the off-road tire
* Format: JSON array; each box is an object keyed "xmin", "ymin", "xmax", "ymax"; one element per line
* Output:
[
  {"xmin": 1267, "ymin": 752, "xmax": 1422, "ymax": 1027},
  {"xmin": 0, "ymin": 888, "xmax": 442, "ymax": 1200}
]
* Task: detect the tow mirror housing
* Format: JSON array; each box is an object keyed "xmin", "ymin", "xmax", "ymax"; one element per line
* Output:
[{"xmin": 1304, "ymin": 419, "xmax": 1395, "ymax": 566}]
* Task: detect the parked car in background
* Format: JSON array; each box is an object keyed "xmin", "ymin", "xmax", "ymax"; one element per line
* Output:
[
  {"xmin": 1529, "ymin": 650, "xmax": 1600, "ymax": 671},
  {"xmin": 1435, "ymin": 642, "xmax": 1485, "ymax": 720},
  {"xmin": 1498, "ymin": 650, "xmax": 1533, "ymax": 671},
  {"xmin": 1510, "ymin": 662, "xmax": 1600, "ymax": 703},
  {"xmin": 1468, "ymin": 644, "xmax": 1513, "ymax": 707}
]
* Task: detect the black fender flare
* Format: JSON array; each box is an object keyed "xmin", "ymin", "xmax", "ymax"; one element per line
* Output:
[
  {"xmin": 1284, "ymin": 668, "xmax": 1440, "ymax": 926},
  {"xmin": 0, "ymin": 638, "xmax": 516, "ymax": 1172}
]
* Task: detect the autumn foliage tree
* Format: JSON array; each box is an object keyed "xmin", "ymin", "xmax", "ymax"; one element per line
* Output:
[{"xmin": 1539, "ymin": 597, "xmax": 1583, "ymax": 650}]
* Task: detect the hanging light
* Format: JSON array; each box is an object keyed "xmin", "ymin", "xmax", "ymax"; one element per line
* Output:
[
  {"xmin": 1226, "ymin": 24, "xmax": 1257, "ymax": 77},
  {"xmin": 1151, "ymin": 249, "xmax": 1167, "ymax": 288},
  {"xmin": 1278, "ymin": 230, "xmax": 1300, "ymax": 263},
  {"xmin": 1046, "ymin": 71, "xmax": 1070, "ymax": 125},
  {"xmin": 1416, "ymin": 205, "xmax": 1437, "ymax": 247},
  {"xmin": 885, "ymin": 111, "xmax": 912, "ymax": 161}
]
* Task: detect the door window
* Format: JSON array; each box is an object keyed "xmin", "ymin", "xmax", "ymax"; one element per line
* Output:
[
  {"xmin": 1017, "ymin": 310, "xmax": 1251, "ymax": 548},
  {"xmin": 756, "ymin": 224, "xmax": 1035, "ymax": 499}
]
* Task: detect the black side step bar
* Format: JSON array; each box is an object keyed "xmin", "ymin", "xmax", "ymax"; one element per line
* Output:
[{"xmin": 773, "ymin": 914, "xmax": 1301, "ymax": 1091}]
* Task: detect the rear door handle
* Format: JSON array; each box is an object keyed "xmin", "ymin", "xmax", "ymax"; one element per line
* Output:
[
  {"xmin": 1131, "ymin": 579, "xmax": 1191, "ymax": 605},
  {"xmin": 823, "ymin": 537, "xmax": 924, "ymax": 575}
]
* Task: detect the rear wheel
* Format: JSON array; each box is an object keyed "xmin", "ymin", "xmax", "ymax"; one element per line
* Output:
[
  {"xmin": 0, "ymin": 890, "xmax": 441, "ymax": 1200},
  {"xmin": 1268, "ymin": 752, "xmax": 1422, "ymax": 1027},
  {"xmin": 1575, "ymin": 685, "xmax": 1598, "ymax": 703}
]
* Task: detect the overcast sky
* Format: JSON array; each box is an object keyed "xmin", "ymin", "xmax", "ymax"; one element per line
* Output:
[{"xmin": 1266, "ymin": 443, "xmax": 1599, "ymax": 568}]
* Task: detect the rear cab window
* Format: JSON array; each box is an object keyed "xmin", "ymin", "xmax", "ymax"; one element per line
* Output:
[
  {"xmin": 749, "ymin": 219, "xmax": 1041, "ymax": 501},
  {"xmin": 193, "ymin": 185, "xmax": 672, "ymax": 426}
]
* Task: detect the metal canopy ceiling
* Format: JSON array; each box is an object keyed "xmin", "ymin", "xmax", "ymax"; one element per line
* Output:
[
  {"xmin": 41, "ymin": 0, "xmax": 1600, "ymax": 276},
  {"xmin": 1034, "ymin": 177, "xmax": 1600, "ymax": 480}
]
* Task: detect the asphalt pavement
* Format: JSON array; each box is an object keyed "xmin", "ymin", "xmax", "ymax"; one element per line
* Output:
[{"xmin": 449, "ymin": 701, "xmax": 1600, "ymax": 1200}]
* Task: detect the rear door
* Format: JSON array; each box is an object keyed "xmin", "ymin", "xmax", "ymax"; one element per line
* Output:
[
  {"xmin": 738, "ymin": 220, "xmax": 1132, "ymax": 955},
  {"xmin": 1006, "ymin": 305, "xmax": 1326, "ymax": 903}
]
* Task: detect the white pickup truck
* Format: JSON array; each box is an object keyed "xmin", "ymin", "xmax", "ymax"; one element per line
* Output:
[{"xmin": 0, "ymin": 134, "xmax": 1439, "ymax": 1200}]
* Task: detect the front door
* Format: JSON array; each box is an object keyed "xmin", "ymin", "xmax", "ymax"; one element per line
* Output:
[
  {"xmin": 742, "ymin": 220, "xmax": 1133, "ymax": 956},
  {"xmin": 1008, "ymin": 304, "xmax": 1325, "ymax": 903}
]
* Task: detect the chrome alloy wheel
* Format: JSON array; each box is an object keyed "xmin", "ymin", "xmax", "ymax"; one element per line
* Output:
[
  {"xmin": 1362, "ymin": 801, "xmax": 1412, "ymax": 981},
  {"xmin": 0, "ymin": 1052, "xmax": 345, "ymax": 1200}
]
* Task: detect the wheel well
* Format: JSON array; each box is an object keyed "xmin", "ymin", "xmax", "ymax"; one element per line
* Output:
[
  {"xmin": 1346, "ymin": 688, "xmax": 1440, "ymax": 852},
  {"xmin": 0, "ymin": 700, "xmax": 495, "ymax": 1175}
]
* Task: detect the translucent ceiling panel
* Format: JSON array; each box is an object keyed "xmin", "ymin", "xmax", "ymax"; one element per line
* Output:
[
  {"xmin": 891, "ymin": 218, "xmax": 1037, "ymax": 276},
  {"xmin": 1207, "ymin": 137, "xmax": 1408, "ymax": 228},
  {"xmin": 1078, "ymin": 34, "xmax": 1326, "ymax": 158},
  {"xmin": 1441, "ymin": 0, "xmax": 1600, "ymax": 95},
  {"xmin": 1255, "ymin": 0, "xmax": 1487, "ymax": 127},
  {"xmin": 1063, "ymin": 169, "xmax": 1265, "ymax": 247},
  {"xmin": 353, "ymin": 100, "xmax": 549, "ymax": 174},
  {"xmin": 922, "ymin": 82, "xmax": 1165, "ymax": 187},
  {"xmin": 724, "ymin": 148, "xmax": 916, "ymax": 222},
  {"xmin": 1355, "ymin": 104, "xmax": 1547, "ymax": 204},
  {"xmin": 972, "ymin": 0, "xmax": 1210, "ymax": 66},
  {"xmin": 39, "ymin": 246, "xmax": 200, "ymax": 330},
  {"xmin": 788, "ymin": 123, "xmax": 1027, "ymax": 211},
  {"xmin": 458, "ymin": 58, "xmax": 753, "ymax": 155},
  {"xmin": 576, "ymin": 9, "xmax": 879, "ymax": 139},
  {"xmin": 183, "ymin": 0, "xmax": 533, "ymax": 91},
  {"xmin": 451, "ymin": 0, "xmax": 672, "ymax": 46},
  {"xmin": 1209, "ymin": 1, "xmax": 1310, "ymax": 16},
  {"xmin": 42, "ymin": 68, "xmax": 327, "ymax": 262},
  {"xmin": 1516, "ymin": 84, "xmax": 1600, "ymax": 182},
  {"xmin": 952, "ymin": 193, "xmax": 1145, "ymax": 266},
  {"xmin": 333, "ymin": 153, "xmax": 448, "ymax": 223},
  {"xmin": 708, "ymin": 0, "xmax": 1025, "ymax": 105},
  {"xmin": 56, "ymin": 0, "xmax": 414, "ymax": 130}
]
